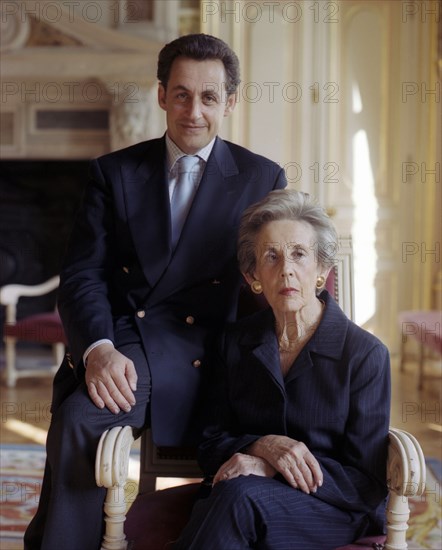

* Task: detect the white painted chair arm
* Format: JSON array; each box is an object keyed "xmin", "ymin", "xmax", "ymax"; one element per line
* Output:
[
  {"xmin": 0, "ymin": 276, "xmax": 60, "ymax": 322},
  {"xmin": 95, "ymin": 426, "xmax": 135, "ymax": 550},
  {"xmin": 96, "ymin": 427, "xmax": 427, "ymax": 550},
  {"xmin": 0, "ymin": 276, "xmax": 60, "ymax": 305},
  {"xmin": 385, "ymin": 428, "xmax": 426, "ymax": 550}
]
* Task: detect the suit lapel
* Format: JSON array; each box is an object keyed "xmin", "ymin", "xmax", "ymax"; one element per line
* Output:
[
  {"xmin": 284, "ymin": 292, "xmax": 348, "ymax": 385},
  {"xmin": 240, "ymin": 310, "xmax": 286, "ymax": 391},
  {"xmin": 177, "ymin": 136, "xmax": 239, "ymax": 248},
  {"xmin": 147, "ymin": 137, "xmax": 241, "ymax": 305},
  {"xmin": 122, "ymin": 138, "xmax": 172, "ymax": 288}
]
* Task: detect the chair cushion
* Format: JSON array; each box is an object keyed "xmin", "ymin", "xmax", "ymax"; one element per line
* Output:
[
  {"xmin": 4, "ymin": 312, "xmax": 67, "ymax": 344},
  {"xmin": 125, "ymin": 484, "xmax": 386, "ymax": 550},
  {"xmin": 125, "ymin": 483, "xmax": 200, "ymax": 550}
]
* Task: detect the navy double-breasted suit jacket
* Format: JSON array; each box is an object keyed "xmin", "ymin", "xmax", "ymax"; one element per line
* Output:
[
  {"xmin": 199, "ymin": 291, "xmax": 391, "ymax": 532},
  {"xmin": 57, "ymin": 135, "xmax": 287, "ymax": 445}
]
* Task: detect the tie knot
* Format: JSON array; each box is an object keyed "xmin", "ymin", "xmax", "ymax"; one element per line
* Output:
[{"xmin": 178, "ymin": 155, "xmax": 199, "ymax": 174}]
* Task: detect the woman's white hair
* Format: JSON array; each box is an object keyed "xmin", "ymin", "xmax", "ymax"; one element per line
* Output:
[{"xmin": 238, "ymin": 189, "xmax": 338, "ymax": 276}]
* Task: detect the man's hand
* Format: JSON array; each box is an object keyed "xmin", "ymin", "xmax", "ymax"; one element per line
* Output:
[
  {"xmin": 213, "ymin": 453, "xmax": 276, "ymax": 485},
  {"xmin": 248, "ymin": 435, "xmax": 323, "ymax": 494},
  {"xmin": 85, "ymin": 344, "xmax": 137, "ymax": 414}
]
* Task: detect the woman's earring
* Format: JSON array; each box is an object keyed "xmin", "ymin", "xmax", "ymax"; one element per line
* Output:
[
  {"xmin": 251, "ymin": 280, "xmax": 263, "ymax": 294},
  {"xmin": 316, "ymin": 275, "xmax": 326, "ymax": 289}
]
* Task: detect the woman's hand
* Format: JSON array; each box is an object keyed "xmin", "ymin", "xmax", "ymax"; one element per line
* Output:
[
  {"xmin": 248, "ymin": 435, "xmax": 323, "ymax": 494},
  {"xmin": 213, "ymin": 453, "xmax": 276, "ymax": 485}
]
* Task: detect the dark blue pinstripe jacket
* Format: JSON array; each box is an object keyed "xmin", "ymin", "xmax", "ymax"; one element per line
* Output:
[{"xmin": 199, "ymin": 290, "xmax": 391, "ymax": 532}]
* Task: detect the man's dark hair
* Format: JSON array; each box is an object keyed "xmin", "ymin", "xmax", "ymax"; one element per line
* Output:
[{"xmin": 157, "ymin": 33, "xmax": 241, "ymax": 95}]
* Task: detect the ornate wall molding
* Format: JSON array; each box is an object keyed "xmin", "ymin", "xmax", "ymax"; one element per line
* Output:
[
  {"xmin": 0, "ymin": 1, "xmax": 31, "ymax": 52},
  {"xmin": 108, "ymin": 83, "xmax": 165, "ymax": 151},
  {"xmin": 0, "ymin": 1, "xmax": 166, "ymax": 158}
]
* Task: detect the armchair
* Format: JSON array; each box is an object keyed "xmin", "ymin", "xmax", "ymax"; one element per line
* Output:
[
  {"xmin": 95, "ymin": 426, "xmax": 426, "ymax": 550},
  {"xmin": 0, "ymin": 276, "xmax": 66, "ymax": 387}
]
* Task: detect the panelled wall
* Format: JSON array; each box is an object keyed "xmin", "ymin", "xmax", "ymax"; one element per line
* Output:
[{"xmin": 202, "ymin": 0, "xmax": 441, "ymax": 351}]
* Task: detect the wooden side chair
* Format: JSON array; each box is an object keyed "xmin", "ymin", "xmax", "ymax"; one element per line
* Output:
[
  {"xmin": 0, "ymin": 276, "xmax": 67, "ymax": 387},
  {"xmin": 95, "ymin": 242, "xmax": 426, "ymax": 549}
]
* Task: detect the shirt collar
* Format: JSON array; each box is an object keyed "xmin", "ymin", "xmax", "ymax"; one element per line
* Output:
[{"xmin": 165, "ymin": 133, "xmax": 216, "ymax": 172}]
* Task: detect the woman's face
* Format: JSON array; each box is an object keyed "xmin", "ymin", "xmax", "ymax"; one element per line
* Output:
[{"xmin": 247, "ymin": 219, "xmax": 329, "ymax": 315}]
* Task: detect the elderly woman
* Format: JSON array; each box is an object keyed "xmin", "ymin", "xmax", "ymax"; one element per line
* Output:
[{"xmin": 175, "ymin": 190, "xmax": 390, "ymax": 550}]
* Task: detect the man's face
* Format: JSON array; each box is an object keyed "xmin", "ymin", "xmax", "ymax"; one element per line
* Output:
[{"xmin": 158, "ymin": 57, "xmax": 236, "ymax": 154}]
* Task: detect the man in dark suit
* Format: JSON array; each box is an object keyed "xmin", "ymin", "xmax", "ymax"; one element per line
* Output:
[{"xmin": 24, "ymin": 34, "xmax": 286, "ymax": 549}]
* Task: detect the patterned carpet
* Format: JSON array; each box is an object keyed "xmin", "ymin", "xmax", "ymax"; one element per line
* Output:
[
  {"xmin": 0, "ymin": 444, "xmax": 141, "ymax": 550},
  {"xmin": 0, "ymin": 445, "xmax": 441, "ymax": 550}
]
